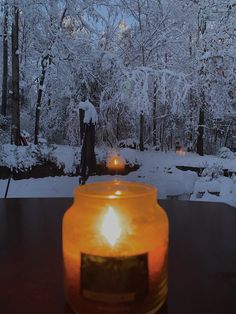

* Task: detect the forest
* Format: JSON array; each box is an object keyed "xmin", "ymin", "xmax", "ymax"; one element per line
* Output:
[
  {"xmin": 1, "ymin": 3, "xmax": 236, "ymax": 311},
  {"xmin": 1, "ymin": 0, "xmax": 236, "ymax": 157}
]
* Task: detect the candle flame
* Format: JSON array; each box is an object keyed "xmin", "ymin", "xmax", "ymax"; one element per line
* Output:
[
  {"xmin": 101, "ymin": 207, "xmax": 122, "ymax": 246},
  {"xmin": 107, "ymin": 155, "xmax": 125, "ymax": 172}
]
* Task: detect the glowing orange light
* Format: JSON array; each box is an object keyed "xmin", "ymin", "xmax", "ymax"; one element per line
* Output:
[
  {"xmin": 101, "ymin": 206, "xmax": 122, "ymax": 246},
  {"xmin": 107, "ymin": 155, "xmax": 125, "ymax": 172},
  {"xmin": 176, "ymin": 148, "xmax": 186, "ymax": 157},
  {"xmin": 63, "ymin": 181, "xmax": 169, "ymax": 314}
]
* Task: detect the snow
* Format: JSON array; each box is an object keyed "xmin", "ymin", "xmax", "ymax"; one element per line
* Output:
[
  {"xmin": 191, "ymin": 175, "xmax": 236, "ymax": 207},
  {"xmin": 217, "ymin": 147, "xmax": 236, "ymax": 159},
  {"xmin": 77, "ymin": 100, "xmax": 98, "ymax": 124},
  {"xmin": 174, "ymin": 152, "xmax": 236, "ymax": 172},
  {"xmin": 1, "ymin": 147, "xmax": 236, "ymax": 208},
  {"xmin": 191, "ymin": 191, "xmax": 236, "ymax": 208},
  {"xmin": 0, "ymin": 144, "xmax": 81, "ymax": 174},
  {"xmin": 0, "ymin": 177, "xmax": 78, "ymax": 198},
  {"xmin": 51, "ymin": 145, "xmax": 80, "ymax": 174},
  {"xmin": 0, "ymin": 144, "xmax": 39, "ymax": 171}
]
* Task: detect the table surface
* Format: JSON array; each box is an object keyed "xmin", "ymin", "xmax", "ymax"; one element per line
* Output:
[{"xmin": 0, "ymin": 198, "xmax": 236, "ymax": 314}]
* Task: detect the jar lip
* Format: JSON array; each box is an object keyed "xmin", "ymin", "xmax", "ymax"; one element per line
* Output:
[{"xmin": 74, "ymin": 180, "xmax": 157, "ymax": 200}]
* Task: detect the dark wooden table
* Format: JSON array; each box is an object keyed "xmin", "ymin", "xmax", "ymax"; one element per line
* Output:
[{"xmin": 0, "ymin": 198, "xmax": 236, "ymax": 314}]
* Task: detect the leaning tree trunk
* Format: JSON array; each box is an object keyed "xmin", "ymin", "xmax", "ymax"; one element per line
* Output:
[
  {"xmin": 34, "ymin": 55, "xmax": 49, "ymax": 144},
  {"xmin": 1, "ymin": 1, "xmax": 8, "ymax": 116},
  {"xmin": 139, "ymin": 111, "xmax": 144, "ymax": 151},
  {"xmin": 11, "ymin": 5, "xmax": 20, "ymax": 145},
  {"xmin": 196, "ymin": 91, "xmax": 205, "ymax": 156}
]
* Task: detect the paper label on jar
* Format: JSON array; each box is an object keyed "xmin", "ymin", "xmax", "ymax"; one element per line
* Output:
[{"xmin": 80, "ymin": 252, "xmax": 149, "ymax": 305}]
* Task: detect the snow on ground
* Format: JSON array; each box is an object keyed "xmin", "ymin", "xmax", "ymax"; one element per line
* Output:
[
  {"xmin": 0, "ymin": 147, "xmax": 236, "ymax": 207},
  {"xmin": 121, "ymin": 148, "xmax": 236, "ymax": 172},
  {"xmin": 0, "ymin": 143, "xmax": 81, "ymax": 173},
  {"xmin": 191, "ymin": 176, "xmax": 236, "ymax": 207},
  {"xmin": 175, "ymin": 152, "xmax": 236, "ymax": 171},
  {"xmin": 52, "ymin": 145, "xmax": 80, "ymax": 174}
]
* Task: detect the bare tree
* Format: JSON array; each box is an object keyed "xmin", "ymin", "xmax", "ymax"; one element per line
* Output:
[
  {"xmin": 152, "ymin": 80, "xmax": 157, "ymax": 146},
  {"xmin": 139, "ymin": 110, "xmax": 144, "ymax": 151},
  {"xmin": 11, "ymin": 5, "xmax": 20, "ymax": 145},
  {"xmin": 34, "ymin": 54, "xmax": 50, "ymax": 144},
  {"xmin": 196, "ymin": 91, "xmax": 205, "ymax": 156},
  {"xmin": 1, "ymin": 1, "xmax": 8, "ymax": 116}
]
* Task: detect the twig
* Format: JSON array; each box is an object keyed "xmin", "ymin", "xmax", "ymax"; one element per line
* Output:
[{"xmin": 4, "ymin": 173, "xmax": 12, "ymax": 198}]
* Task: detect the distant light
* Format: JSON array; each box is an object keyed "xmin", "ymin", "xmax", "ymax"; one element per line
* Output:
[
  {"xmin": 107, "ymin": 155, "xmax": 125, "ymax": 172},
  {"xmin": 176, "ymin": 148, "xmax": 186, "ymax": 157}
]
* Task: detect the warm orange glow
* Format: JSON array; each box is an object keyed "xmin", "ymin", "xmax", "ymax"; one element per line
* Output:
[
  {"xmin": 107, "ymin": 155, "xmax": 125, "ymax": 172},
  {"xmin": 63, "ymin": 181, "xmax": 169, "ymax": 314},
  {"xmin": 101, "ymin": 206, "xmax": 122, "ymax": 246},
  {"xmin": 176, "ymin": 148, "xmax": 186, "ymax": 156}
]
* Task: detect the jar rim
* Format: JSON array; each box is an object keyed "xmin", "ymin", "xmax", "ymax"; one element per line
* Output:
[{"xmin": 74, "ymin": 181, "xmax": 157, "ymax": 200}]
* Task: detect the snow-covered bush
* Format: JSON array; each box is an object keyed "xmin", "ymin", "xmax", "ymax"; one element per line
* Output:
[
  {"xmin": 201, "ymin": 163, "xmax": 224, "ymax": 180},
  {"xmin": 0, "ymin": 116, "xmax": 11, "ymax": 145},
  {"xmin": 0, "ymin": 115, "xmax": 8, "ymax": 128},
  {"xmin": 217, "ymin": 147, "xmax": 236, "ymax": 159},
  {"xmin": 0, "ymin": 144, "xmax": 39, "ymax": 171},
  {"xmin": 15, "ymin": 146, "xmax": 39, "ymax": 171},
  {"xmin": 118, "ymin": 138, "xmax": 138, "ymax": 149},
  {"xmin": 51, "ymin": 145, "xmax": 81, "ymax": 174},
  {"xmin": 0, "ymin": 130, "xmax": 10, "ymax": 145},
  {"xmin": 0, "ymin": 144, "xmax": 82, "ymax": 174},
  {"xmin": 0, "ymin": 144, "xmax": 11, "ymax": 167},
  {"xmin": 32, "ymin": 143, "xmax": 57, "ymax": 164}
]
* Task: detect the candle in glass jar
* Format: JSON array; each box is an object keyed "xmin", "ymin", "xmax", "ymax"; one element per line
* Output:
[
  {"xmin": 63, "ymin": 181, "xmax": 168, "ymax": 314},
  {"xmin": 106, "ymin": 155, "xmax": 125, "ymax": 172}
]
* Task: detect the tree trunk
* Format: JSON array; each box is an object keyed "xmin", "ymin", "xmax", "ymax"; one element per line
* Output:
[
  {"xmin": 139, "ymin": 111, "xmax": 144, "ymax": 151},
  {"xmin": 224, "ymin": 120, "xmax": 232, "ymax": 147},
  {"xmin": 160, "ymin": 101, "xmax": 168, "ymax": 151},
  {"xmin": 188, "ymin": 89, "xmax": 194, "ymax": 150},
  {"xmin": 79, "ymin": 108, "xmax": 85, "ymax": 145},
  {"xmin": 1, "ymin": 1, "xmax": 8, "ymax": 116},
  {"xmin": 159, "ymin": 123, "xmax": 162, "ymax": 145},
  {"xmin": 116, "ymin": 111, "xmax": 120, "ymax": 141},
  {"xmin": 11, "ymin": 5, "xmax": 20, "ymax": 145},
  {"xmin": 196, "ymin": 92, "xmax": 205, "ymax": 156},
  {"xmin": 161, "ymin": 122, "xmax": 165, "ymax": 151},
  {"xmin": 34, "ymin": 55, "xmax": 49, "ymax": 144},
  {"xmin": 152, "ymin": 81, "xmax": 157, "ymax": 146}
]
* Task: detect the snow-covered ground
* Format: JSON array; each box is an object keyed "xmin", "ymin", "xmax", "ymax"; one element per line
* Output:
[{"xmin": 1, "ymin": 147, "xmax": 236, "ymax": 207}]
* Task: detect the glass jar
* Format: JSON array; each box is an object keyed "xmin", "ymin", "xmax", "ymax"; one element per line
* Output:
[{"xmin": 63, "ymin": 181, "xmax": 169, "ymax": 314}]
